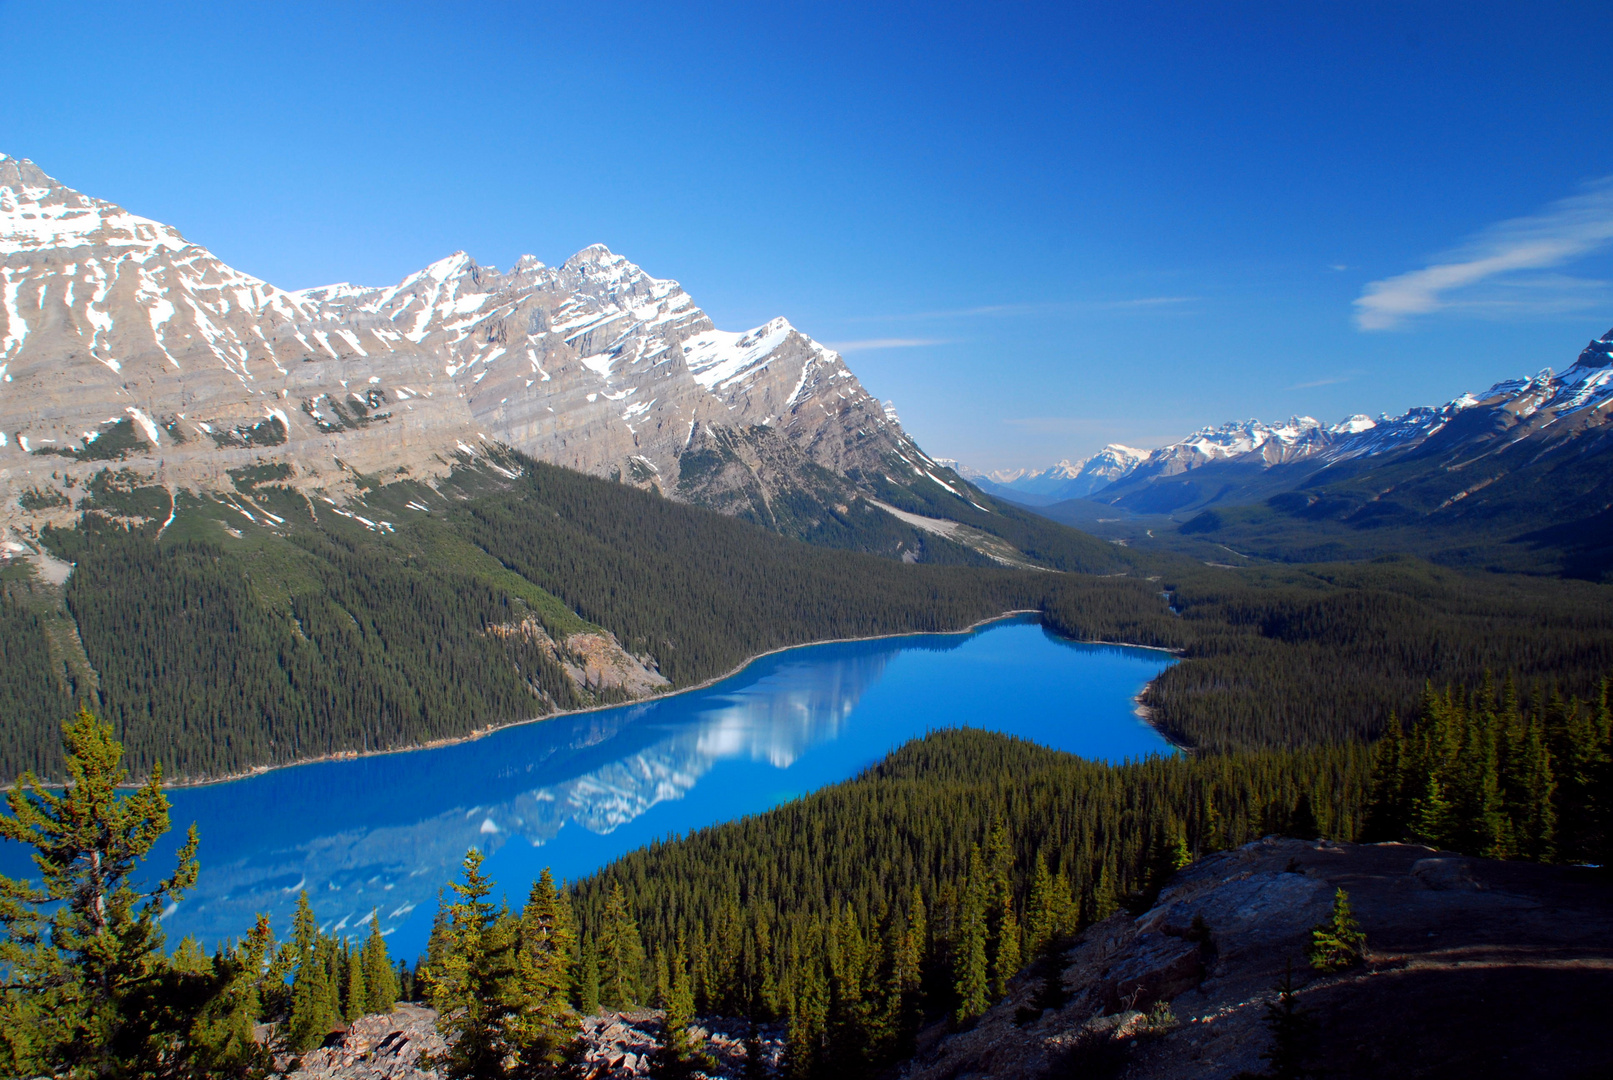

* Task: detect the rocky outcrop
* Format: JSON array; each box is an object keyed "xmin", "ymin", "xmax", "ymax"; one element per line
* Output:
[
  {"xmin": 486, "ymin": 619, "xmax": 669, "ymax": 698},
  {"xmin": 277, "ymin": 1004, "xmax": 445, "ymax": 1079},
  {"xmin": 902, "ymin": 837, "xmax": 1613, "ymax": 1080},
  {"xmin": 274, "ymin": 1005, "xmax": 782, "ymax": 1080}
]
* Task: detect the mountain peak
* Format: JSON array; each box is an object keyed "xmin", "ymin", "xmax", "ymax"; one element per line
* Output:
[
  {"xmin": 1574, "ymin": 327, "xmax": 1613, "ymax": 369},
  {"xmin": 565, "ymin": 243, "xmax": 622, "ymax": 268},
  {"xmin": 0, "ymin": 155, "xmax": 918, "ymax": 552},
  {"xmin": 1, "ymin": 156, "xmax": 191, "ymax": 258}
]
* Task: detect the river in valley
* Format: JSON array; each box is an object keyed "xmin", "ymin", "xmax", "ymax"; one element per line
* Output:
[{"xmin": 4, "ymin": 614, "xmax": 1175, "ymax": 960}]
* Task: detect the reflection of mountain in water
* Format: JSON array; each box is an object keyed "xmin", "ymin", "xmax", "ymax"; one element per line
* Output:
[{"xmin": 159, "ymin": 643, "xmax": 895, "ymax": 947}]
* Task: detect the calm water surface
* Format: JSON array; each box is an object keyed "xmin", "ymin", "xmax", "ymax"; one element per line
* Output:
[{"xmin": 5, "ymin": 615, "xmax": 1173, "ymax": 959}]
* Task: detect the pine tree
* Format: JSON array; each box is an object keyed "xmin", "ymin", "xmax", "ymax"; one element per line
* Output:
[
  {"xmin": 986, "ymin": 824, "xmax": 1021, "ymax": 999},
  {"xmin": 430, "ymin": 848, "xmax": 515, "ymax": 1079},
  {"xmin": 177, "ymin": 915, "xmax": 277, "ymax": 1078},
  {"xmin": 653, "ymin": 947, "xmax": 671, "ymax": 1009},
  {"xmin": 0, "ymin": 709, "xmax": 201, "ymax": 1076},
  {"xmin": 362, "ymin": 914, "xmax": 399, "ymax": 1015},
  {"xmin": 1025, "ymin": 853, "xmax": 1058, "ymax": 959},
  {"xmin": 1090, "ymin": 865, "xmax": 1118, "ymax": 922},
  {"xmin": 287, "ymin": 936, "xmax": 339, "ymax": 1051},
  {"xmin": 417, "ymin": 888, "xmax": 450, "ymax": 996},
  {"xmin": 1362, "ymin": 712, "xmax": 1407, "ymax": 841},
  {"xmin": 885, "ymin": 886, "xmax": 926, "ymax": 1056},
  {"xmin": 824, "ymin": 902, "xmax": 872, "ymax": 1075},
  {"xmin": 507, "ymin": 868, "xmax": 582, "ymax": 1075},
  {"xmin": 343, "ymin": 939, "xmax": 368, "ymax": 1021},
  {"xmin": 1519, "ymin": 714, "xmax": 1558, "ymax": 861},
  {"xmin": 597, "ymin": 882, "xmax": 645, "ymax": 1009},
  {"xmin": 1259, "ymin": 964, "xmax": 1316, "ymax": 1080},
  {"xmin": 952, "ymin": 847, "xmax": 990, "ymax": 1025},
  {"xmin": 783, "ymin": 958, "xmax": 826, "ymax": 1080},
  {"xmin": 651, "ymin": 952, "xmax": 713, "ymax": 1079},
  {"xmin": 1307, "ymin": 887, "xmax": 1366, "ymax": 973},
  {"xmin": 1409, "ymin": 772, "xmax": 1452, "ymax": 848},
  {"xmin": 578, "ymin": 937, "xmax": 602, "ymax": 1016}
]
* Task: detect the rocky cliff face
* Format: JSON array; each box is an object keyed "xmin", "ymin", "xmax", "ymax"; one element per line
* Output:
[{"xmin": 0, "ymin": 154, "xmax": 944, "ymax": 545}]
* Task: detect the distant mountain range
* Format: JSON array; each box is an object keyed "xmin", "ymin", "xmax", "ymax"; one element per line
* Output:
[
  {"xmin": 946, "ymin": 445, "xmax": 1150, "ymax": 504},
  {"xmin": 968, "ymin": 328, "xmax": 1613, "ymax": 576}
]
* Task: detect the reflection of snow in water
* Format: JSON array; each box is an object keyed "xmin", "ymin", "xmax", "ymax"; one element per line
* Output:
[
  {"xmin": 159, "ymin": 648, "xmax": 890, "ymax": 946},
  {"xmin": 512, "ymin": 670, "xmax": 866, "ymax": 841}
]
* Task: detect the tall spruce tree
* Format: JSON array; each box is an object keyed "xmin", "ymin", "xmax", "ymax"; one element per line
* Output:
[
  {"xmin": 597, "ymin": 882, "xmax": 645, "ymax": 1009},
  {"xmin": 342, "ymin": 940, "xmax": 367, "ymax": 1022},
  {"xmin": 0, "ymin": 709, "xmax": 200, "ymax": 1076},
  {"xmin": 952, "ymin": 847, "xmax": 990, "ymax": 1026},
  {"xmin": 577, "ymin": 938, "xmax": 602, "ymax": 1016},
  {"xmin": 361, "ymin": 914, "xmax": 399, "ymax": 1015},
  {"xmin": 430, "ymin": 848, "xmax": 514, "ymax": 1079},
  {"xmin": 506, "ymin": 868, "xmax": 582, "ymax": 1074},
  {"xmin": 650, "ymin": 951, "xmax": 712, "ymax": 1079},
  {"xmin": 985, "ymin": 824, "xmax": 1021, "ymax": 999},
  {"xmin": 287, "ymin": 931, "xmax": 339, "ymax": 1051}
]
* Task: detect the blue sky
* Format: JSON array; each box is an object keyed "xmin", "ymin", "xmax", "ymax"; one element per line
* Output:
[{"xmin": 5, "ymin": 1, "xmax": 1612, "ymax": 470}]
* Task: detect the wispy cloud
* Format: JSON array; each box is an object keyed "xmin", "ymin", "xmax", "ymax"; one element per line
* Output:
[
  {"xmin": 824, "ymin": 338, "xmax": 948, "ymax": 352},
  {"xmin": 844, "ymin": 296, "xmax": 1196, "ymax": 323},
  {"xmin": 1284, "ymin": 373, "xmax": 1356, "ymax": 390},
  {"xmin": 1355, "ymin": 177, "xmax": 1613, "ymax": 331}
]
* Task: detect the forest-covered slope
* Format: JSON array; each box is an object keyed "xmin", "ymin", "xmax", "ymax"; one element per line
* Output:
[
  {"xmin": 5, "ymin": 451, "xmax": 1613, "ymax": 781},
  {"xmin": 1044, "ymin": 555, "xmax": 1613, "ymax": 752},
  {"xmin": 4, "ymin": 456, "xmax": 1059, "ymax": 780},
  {"xmin": 564, "ymin": 728, "xmax": 1369, "ymax": 1074}
]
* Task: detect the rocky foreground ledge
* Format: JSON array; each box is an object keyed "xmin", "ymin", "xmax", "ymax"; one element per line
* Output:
[
  {"xmin": 277, "ymin": 838, "xmax": 1612, "ymax": 1080},
  {"xmin": 279, "ymin": 1003, "xmax": 784, "ymax": 1079},
  {"xmin": 905, "ymin": 837, "xmax": 1613, "ymax": 1080}
]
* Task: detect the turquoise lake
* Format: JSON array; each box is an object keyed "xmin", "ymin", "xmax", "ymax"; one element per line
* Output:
[{"xmin": 4, "ymin": 615, "xmax": 1174, "ymax": 961}]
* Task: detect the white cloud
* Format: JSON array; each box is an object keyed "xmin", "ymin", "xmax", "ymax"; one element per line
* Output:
[
  {"xmin": 824, "ymin": 338, "xmax": 948, "ymax": 351},
  {"xmin": 1355, "ymin": 177, "xmax": 1613, "ymax": 331},
  {"xmin": 1283, "ymin": 373, "xmax": 1357, "ymax": 390}
]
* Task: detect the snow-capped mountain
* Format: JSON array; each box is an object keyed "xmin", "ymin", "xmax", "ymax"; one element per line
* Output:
[
  {"xmin": 956, "ymin": 328, "xmax": 1613, "ymax": 523},
  {"xmin": 951, "ymin": 445, "xmax": 1150, "ymax": 504},
  {"xmin": 0, "ymin": 154, "xmax": 949, "ymax": 540},
  {"xmin": 1089, "ymin": 327, "xmax": 1613, "ymax": 518}
]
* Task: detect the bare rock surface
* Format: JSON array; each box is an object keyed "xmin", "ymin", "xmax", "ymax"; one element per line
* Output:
[
  {"xmin": 278, "ymin": 1003, "xmax": 445, "ymax": 1079},
  {"xmin": 273, "ymin": 1004, "xmax": 781, "ymax": 1080},
  {"xmin": 901, "ymin": 837, "xmax": 1613, "ymax": 1080}
]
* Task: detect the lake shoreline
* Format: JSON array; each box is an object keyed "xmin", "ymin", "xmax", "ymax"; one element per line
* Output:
[{"xmin": 118, "ymin": 611, "xmax": 1181, "ymax": 790}]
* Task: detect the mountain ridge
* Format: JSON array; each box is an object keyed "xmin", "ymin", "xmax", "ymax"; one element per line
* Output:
[
  {"xmin": 961, "ymin": 329, "xmax": 1613, "ymax": 514},
  {"xmin": 998, "ymin": 328, "xmax": 1613, "ymax": 576},
  {"xmin": 0, "ymin": 153, "xmax": 1014, "ymax": 566}
]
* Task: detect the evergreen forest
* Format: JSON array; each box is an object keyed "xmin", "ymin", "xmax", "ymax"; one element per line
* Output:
[
  {"xmin": 6, "ymin": 677, "xmax": 1605, "ymax": 1078},
  {"xmin": 4, "ymin": 453, "xmax": 1613, "ymax": 781}
]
